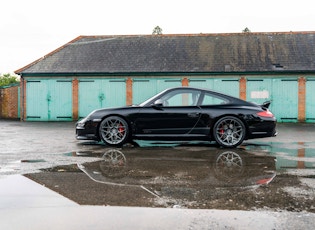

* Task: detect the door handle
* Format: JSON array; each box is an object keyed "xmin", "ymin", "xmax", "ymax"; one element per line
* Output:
[{"xmin": 188, "ymin": 113, "xmax": 199, "ymax": 118}]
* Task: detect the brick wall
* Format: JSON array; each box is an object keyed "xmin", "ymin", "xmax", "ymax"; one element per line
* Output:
[{"xmin": 0, "ymin": 85, "xmax": 19, "ymax": 119}]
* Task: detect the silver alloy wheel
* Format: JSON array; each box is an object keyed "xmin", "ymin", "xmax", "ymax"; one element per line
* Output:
[
  {"xmin": 213, "ymin": 116, "xmax": 245, "ymax": 147},
  {"xmin": 99, "ymin": 116, "xmax": 129, "ymax": 146}
]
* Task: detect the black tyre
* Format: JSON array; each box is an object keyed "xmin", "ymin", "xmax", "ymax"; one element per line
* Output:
[
  {"xmin": 213, "ymin": 116, "xmax": 246, "ymax": 148},
  {"xmin": 99, "ymin": 116, "xmax": 129, "ymax": 146}
]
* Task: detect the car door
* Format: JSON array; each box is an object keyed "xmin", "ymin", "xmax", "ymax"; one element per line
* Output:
[{"xmin": 135, "ymin": 89, "xmax": 202, "ymax": 135}]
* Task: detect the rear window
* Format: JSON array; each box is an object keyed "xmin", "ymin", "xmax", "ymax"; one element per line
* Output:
[{"xmin": 201, "ymin": 93, "xmax": 228, "ymax": 105}]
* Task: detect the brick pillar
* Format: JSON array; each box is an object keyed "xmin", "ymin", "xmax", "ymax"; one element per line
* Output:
[
  {"xmin": 126, "ymin": 78, "xmax": 133, "ymax": 105},
  {"xmin": 239, "ymin": 76, "xmax": 246, "ymax": 100},
  {"xmin": 72, "ymin": 78, "xmax": 79, "ymax": 120},
  {"xmin": 182, "ymin": 77, "xmax": 189, "ymax": 86},
  {"xmin": 298, "ymin": 77, "xmax": 306, "ymax": 122}
]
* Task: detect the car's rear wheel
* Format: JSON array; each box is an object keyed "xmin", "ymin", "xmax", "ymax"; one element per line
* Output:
[
  {"xmin": 99, "ymin": 116, "xmax": 129, "ymax": 146},
  {"xmin": 213, "ymin": 116, "xmax": 246, "ymax": 148}
]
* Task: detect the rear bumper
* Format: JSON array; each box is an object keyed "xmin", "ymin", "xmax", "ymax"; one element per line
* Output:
[{"xmin": 247, "ymin": 120, "xmax": 277, "ymax": 139}]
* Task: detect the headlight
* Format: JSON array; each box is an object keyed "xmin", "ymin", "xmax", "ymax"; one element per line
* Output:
[
  {"xmin": 76, "ymin": 117, "xmax": 87, "ymax": 128},
  {"xmin": 76, "ymin": 122, "xmax": 85, "ymax": 128}
]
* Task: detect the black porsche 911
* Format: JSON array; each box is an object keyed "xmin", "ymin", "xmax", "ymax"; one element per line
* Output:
[{"xmin": 76, "ymin": 87, "xmax": 277, "ymax": 148}]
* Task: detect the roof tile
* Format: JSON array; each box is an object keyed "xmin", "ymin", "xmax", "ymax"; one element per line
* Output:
[{"xmin": 16, "ymin": 32, "xmax": 315, "ymax": 74}]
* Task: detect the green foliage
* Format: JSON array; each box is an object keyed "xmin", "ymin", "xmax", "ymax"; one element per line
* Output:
[
  {"xmin": 242, "ymin": 27, "xmax": 251, "ymax": 33},
  {"xmin": 0, "ymin": 73, "xmax": 20, "ymax": 87},
  {"xmin": 152, "ymin": 26, "xmax": 163, "ymax": 35}
]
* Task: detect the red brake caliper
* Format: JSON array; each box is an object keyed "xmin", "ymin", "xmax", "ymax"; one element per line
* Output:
[
  {"xmin": 219, "ymin": 125, "xmax": 224, "ymax": 135},
  {"xmin": 118, "ymin": 123, "xmax": 124, "ymax": 134}
]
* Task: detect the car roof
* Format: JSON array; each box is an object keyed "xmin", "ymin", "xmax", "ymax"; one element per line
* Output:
[{"xmin": 165, "ymin": 86, "xmax": 241, "ymax": 100}]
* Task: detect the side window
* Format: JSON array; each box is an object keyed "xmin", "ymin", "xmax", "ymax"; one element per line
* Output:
[
  {"xmin": 161, "ymin": 90, "xmax": 201, "ymax": 106},
  {"xmin": 201, "ymin": 93, "xmax": 228, "ymax": 105},
  {"xmin": 167, "ymin": 93, "xmax": 182, "ymax": 106}
]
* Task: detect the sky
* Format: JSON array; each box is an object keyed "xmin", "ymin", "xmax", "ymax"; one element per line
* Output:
[{"xmin": 1, "ymin": 0, "xmax": 315, "ymax": 74}]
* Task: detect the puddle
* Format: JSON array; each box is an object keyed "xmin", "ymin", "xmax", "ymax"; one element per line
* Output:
[
  {"xmin": 21, "ymin": 147, "xmax": 280, "ymax": 209},
  {"xmin": 77, "ymin": 148, "xmax": 276, "ymax": 188},
  {"xmin": 244, "ymin": 142, "xmax": 315, "ymax": 172},
  {"xmin": 21, "ymin": 159, "xmax": 46, "ymax": 163},
  {"xmin": 0, "ymin": 147, "xmax": 315, "ymax": 230},
  {"xmin": 1, "ymin": 140, "xmax": 315, "ymax": 213}
]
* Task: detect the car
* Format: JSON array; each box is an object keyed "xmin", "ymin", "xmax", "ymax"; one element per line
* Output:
[{"xmin": 76, "ymin": 87, "xmax": 277, "ymax": 148}]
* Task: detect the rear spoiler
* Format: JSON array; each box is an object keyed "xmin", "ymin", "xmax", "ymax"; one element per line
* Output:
[{"xmin": 261, "ymin": 101, "xmax": 271, "ymax": 109}]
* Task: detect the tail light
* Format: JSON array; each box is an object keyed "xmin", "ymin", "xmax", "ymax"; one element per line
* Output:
[{"xmin": 257, "ymin": 110, "xmax": 274, "ymax": 118}]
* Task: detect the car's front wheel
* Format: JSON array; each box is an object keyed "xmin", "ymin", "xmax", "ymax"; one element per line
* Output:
[
  {"xmin": 213, "ymin": 116, "xmax": 246, "ymax": 148},
  {"xmin": 99, "ymin": 116, "xmax": 129, "ymax": 146}
]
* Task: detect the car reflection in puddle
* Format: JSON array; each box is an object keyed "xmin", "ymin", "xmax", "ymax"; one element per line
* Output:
[
  {"xmin": 26, "ymin": 146, "xmax": 277, "ymax": 209},
  {"xmin": 78, "ymin": 148, "xmax": 276, "ymax": 191},
  {"xmin": 65, "ymin": 147, "xmax": 275, "ymax": 208}
]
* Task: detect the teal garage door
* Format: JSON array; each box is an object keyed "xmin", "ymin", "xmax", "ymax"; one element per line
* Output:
[
  {"xmin": 306, "ymin": 78, "xmax": 315, "ymax": 122},
  {"xmin": 26, "ymin": 79, "xmax": 72, "ymax": 121},
  {"xmin": 157, "ymin": 78, "xmax": 182, "ymax": 92},
  {"xmin": 189, "ymin": 78, "xmax": 239, "ymax": 97},
  {"xmin": 189, "ymin": 79, "xmax": 214, "ymax": 89},
  {"xmin": 103, "ymin": 79, "xmax": 126, "ymax": 108},
  {"xmin": 213, "ymin": 79, "xmax": 239, "ymax": 97},
  {"xmin": 79, "ymin": 80, "xmax": 103, "ymax": 117},
  {"xmin": 271, "ymin": 79, "xmax": 298, "ymax": 122},
  {"xmin": 132, "ymin": 78, "xmax": 182, "ymax": 105},
  {"xmin": 79, "ymin": 79, "xmax": 126, "ymax": 118},
  {"xmin": 133, "ymin": 79, "xmax": 158, "ymax": 105},
  {"xmin": 246, "ymin": 79, "xmax": 272, "ymax": 105}
]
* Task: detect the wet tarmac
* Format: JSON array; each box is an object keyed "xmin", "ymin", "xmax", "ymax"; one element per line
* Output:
[{"xmin": 1, "ymin": 120, "xmax": 315, "ymax": 229}]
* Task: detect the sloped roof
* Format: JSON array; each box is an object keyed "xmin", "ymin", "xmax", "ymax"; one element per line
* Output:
[{"xmin": 16, "ymin": 32, "xmax": 315, "ymax": 75}]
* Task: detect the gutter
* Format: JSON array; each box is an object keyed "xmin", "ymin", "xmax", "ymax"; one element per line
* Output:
[{"xmin": 15, "ymin": 70, "xmax": 315, "ymax": 78}]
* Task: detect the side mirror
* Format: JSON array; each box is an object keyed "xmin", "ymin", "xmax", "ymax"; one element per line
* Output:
[
  {"xmin": 153, "ymin": 99, "xmax": 164, "ymax": 109},
  {"xmin": 154, "ymin": 99, "xmax": 164, "ymax": 106}
]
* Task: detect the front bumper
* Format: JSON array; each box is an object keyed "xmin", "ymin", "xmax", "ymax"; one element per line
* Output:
[
  {"xmin": 76, "ymin": 119, "xmax": 100, "ymax": 141},
  {"xmin": 76, "ymin": 133, "xmax": 99, "ymax": 140}
]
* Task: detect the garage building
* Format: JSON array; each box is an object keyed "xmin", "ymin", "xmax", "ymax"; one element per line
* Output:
[{"xmin": 15, "ymin": 31, "xmax": 315, "ymax": 122}]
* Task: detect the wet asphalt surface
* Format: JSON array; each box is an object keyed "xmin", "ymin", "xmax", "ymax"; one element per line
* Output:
[{"xmin": 1, "ymin": 119, "xmax": 315, "ymax": 229}]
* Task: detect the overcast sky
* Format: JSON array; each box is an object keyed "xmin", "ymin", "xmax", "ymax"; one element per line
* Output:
[{"xmin": 1, "ymin": 0, "xmax": 315, "ymax": 74}]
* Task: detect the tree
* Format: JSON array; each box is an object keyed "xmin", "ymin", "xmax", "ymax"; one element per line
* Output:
[
  {"xmin": 0, "ymin": 73, "xmax": 20, "ymax": 87},
  {"xmin": 152, "ymin": 26, "xmax": 163, "ymax": 35},
  {"xmin": 242, "ymin": 27, "xmax": 251, "ymax": 33}
]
